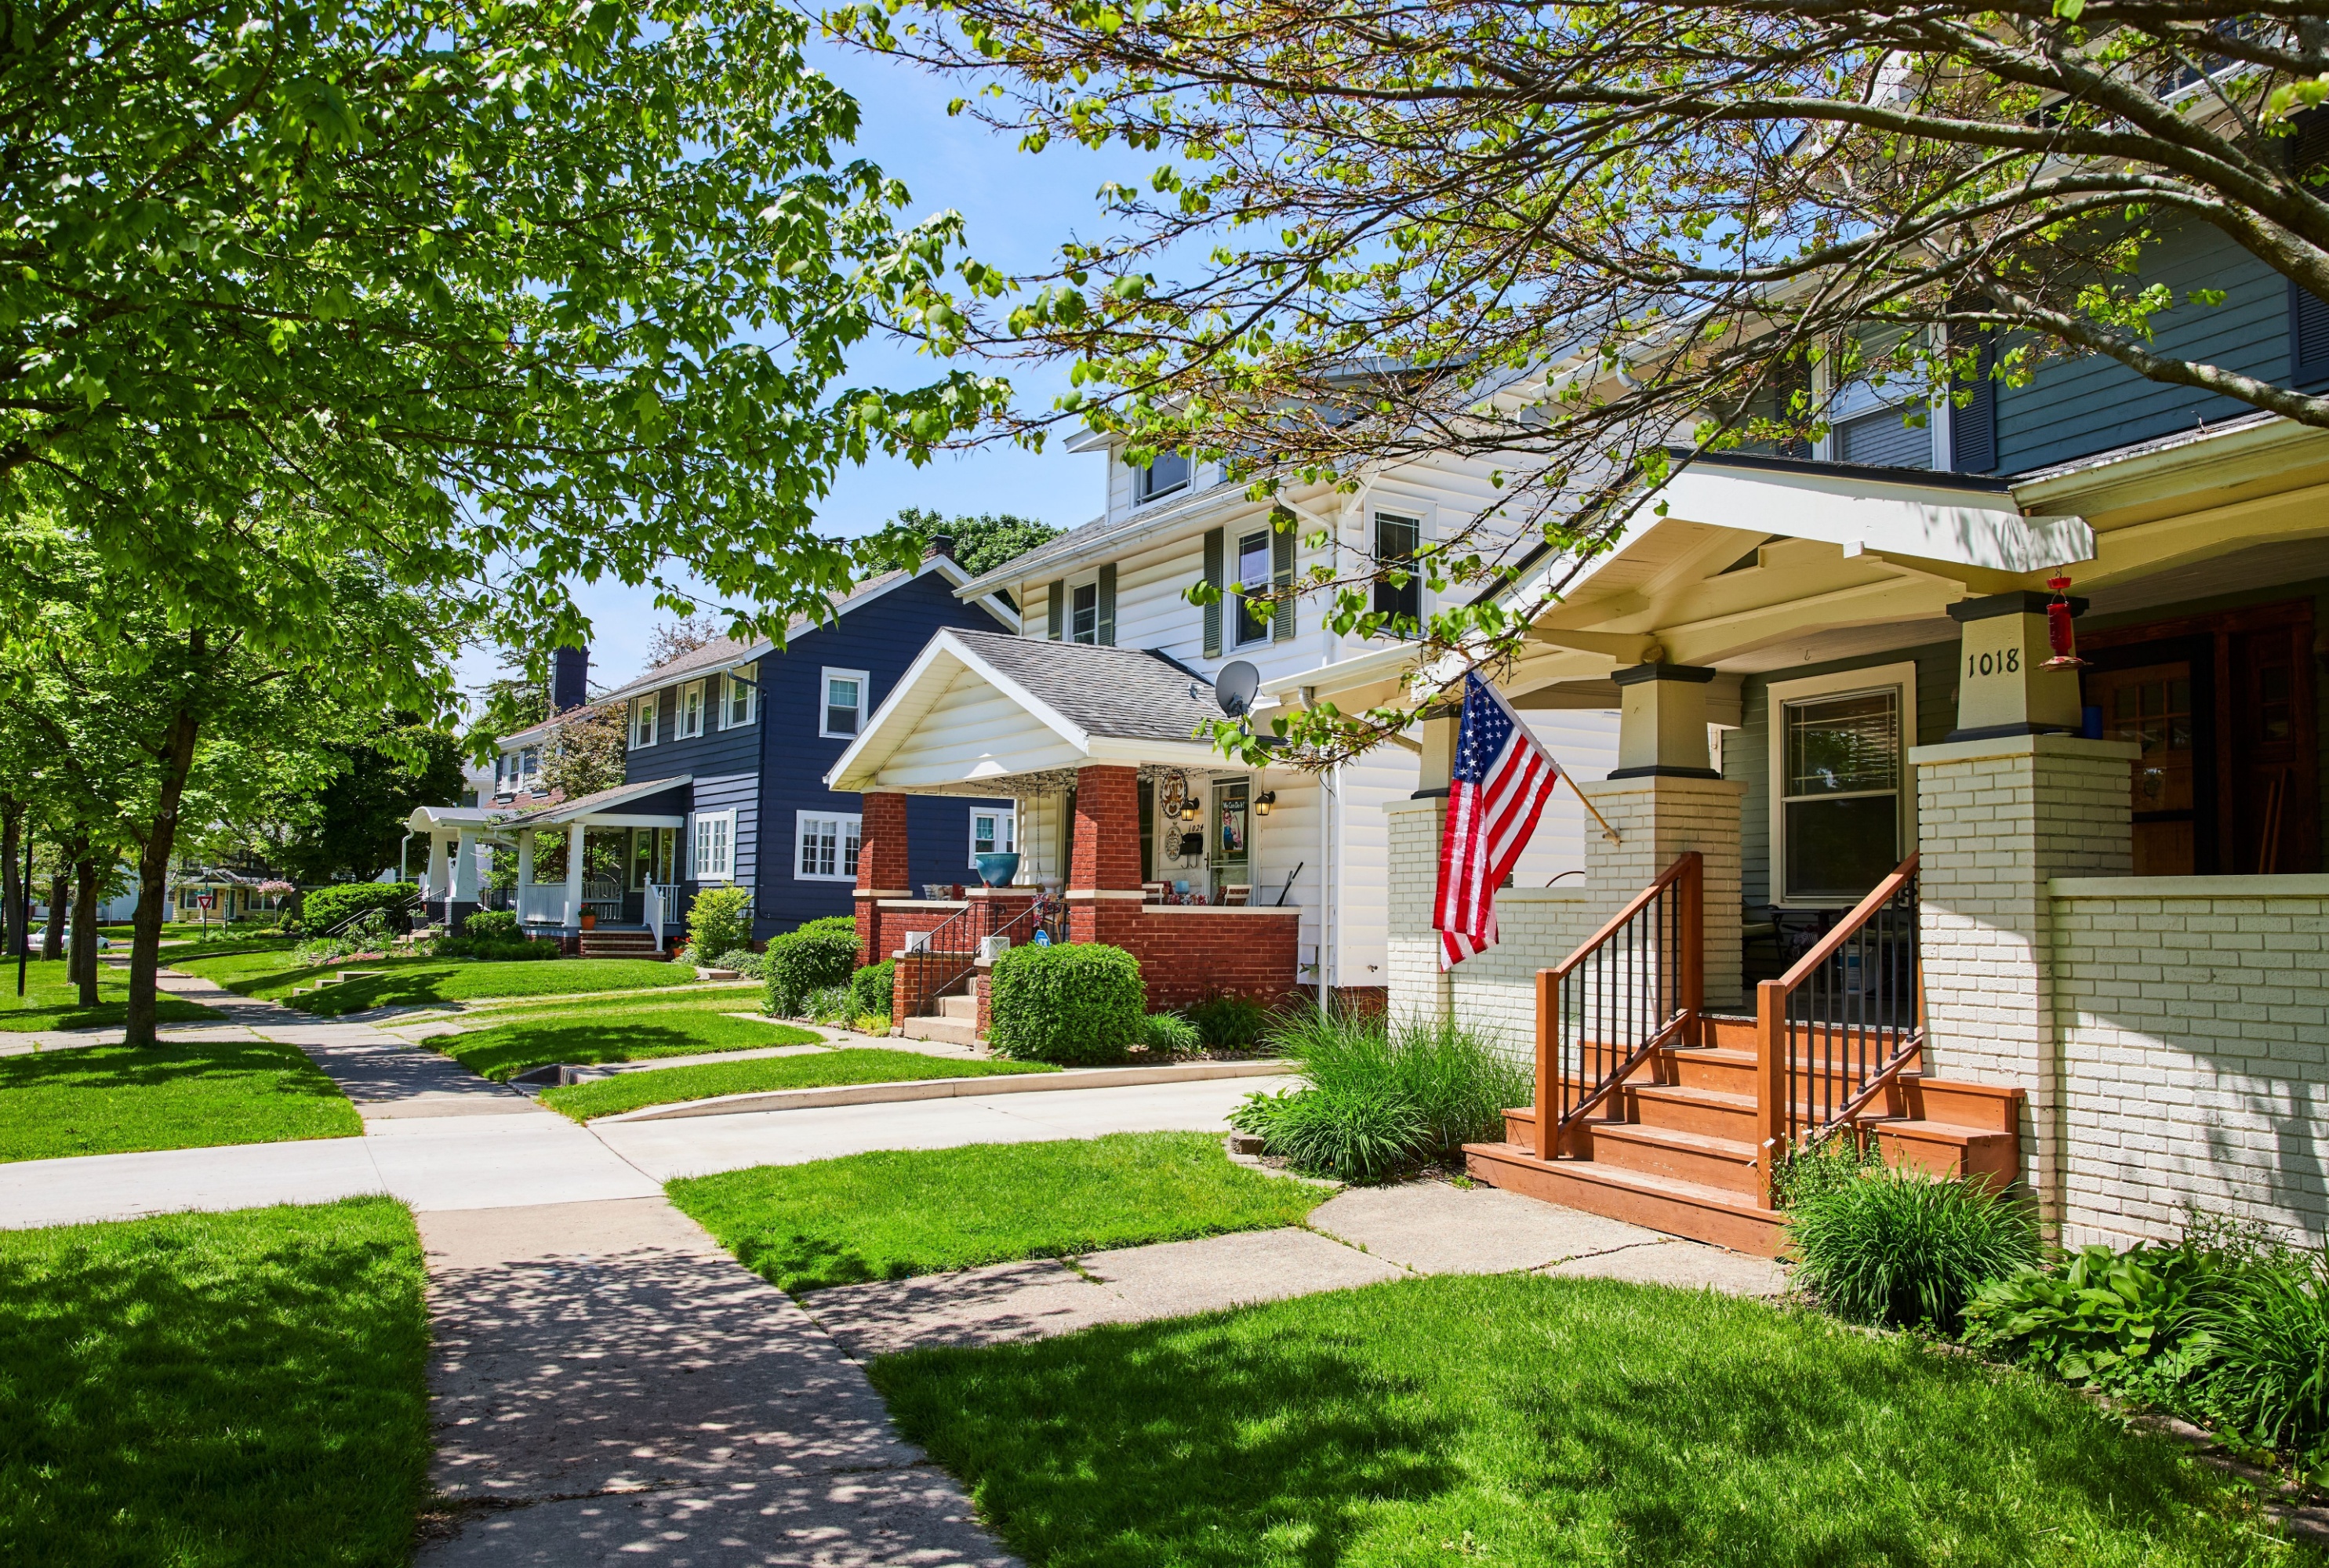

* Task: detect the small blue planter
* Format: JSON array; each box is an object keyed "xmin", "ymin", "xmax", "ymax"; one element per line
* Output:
[{"xmin": 974, "ymin": 851, "xmax": 1023, "ymax": 887}]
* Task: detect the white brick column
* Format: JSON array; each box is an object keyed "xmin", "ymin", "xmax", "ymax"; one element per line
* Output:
[
  {"xmin": 1913, "ymin": 733, "xmax": 2135, "ymax": 1228},
  {"xmin": 1579, "ymin": 776, "xmax": 1749, "ymax": 1012},
  {"xmin": 1384, "ymin": 796, "xmax": 1452, "ymax": 1022}
]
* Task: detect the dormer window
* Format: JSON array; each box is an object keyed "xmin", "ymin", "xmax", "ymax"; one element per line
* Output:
[
  {"xmin": 1135, "ymin": 449, "xmax": 1190, "ymax": 503},
  {"xmin": 1072, "ymin": 583, "xmax": 1099, "ymax": 643},
  {"xmin": 630, "ymin": 694, "xmax": 658, "ymax": 750}
]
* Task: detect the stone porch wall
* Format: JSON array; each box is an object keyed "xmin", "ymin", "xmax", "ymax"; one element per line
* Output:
[{"xmin": 2051, "ymin": 877, "xmax": 2329, "ymax": 1249}]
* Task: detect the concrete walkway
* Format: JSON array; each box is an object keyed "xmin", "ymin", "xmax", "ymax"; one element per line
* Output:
[{"xmin": 801, "ymin": 1181, "xmax": 1788, "ymax": 1359}]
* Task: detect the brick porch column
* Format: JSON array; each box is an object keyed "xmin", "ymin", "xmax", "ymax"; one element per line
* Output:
[
  {"xmin": 855, "ymin": 792, "xmax": 911, "ymax": 966},
  {"xmin": 1066, "ymin": 764, "xmax": 1143, "ymax": 946},
  {"xmin": 1383, "ymin": 797, "xmax": 1453, "ymax": 1022}
]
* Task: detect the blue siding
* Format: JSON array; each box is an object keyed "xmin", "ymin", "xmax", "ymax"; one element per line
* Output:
[
  {"xmin": 623, "ymin": 675, "xmax": 762, "ymax": 888},
  {"xmin": 754, "ymin": 570, "xmax": 1015, "ymax": 936},
  {"xmin": 1993, "ymin": 221, "xmax": 2294, "ymax": 474}
]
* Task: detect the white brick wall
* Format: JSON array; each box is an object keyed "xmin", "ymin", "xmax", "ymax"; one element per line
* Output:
[
  {"xmin": 2051, "ymin": 878, "xmax": 2329, "ymax": 1248},
  {"xmin": 1580, "ymin": 776, "xmax": 1749, "ymax": 1011},
  {"xmin": 1913, "ymin": 733, "xmax": 2136, "ymax": 1229}
]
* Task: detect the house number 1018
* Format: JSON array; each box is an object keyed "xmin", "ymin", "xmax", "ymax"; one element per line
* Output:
[{"xmin": 1968, "ymin": 648, "xmax": 2021, "ymax": 677}]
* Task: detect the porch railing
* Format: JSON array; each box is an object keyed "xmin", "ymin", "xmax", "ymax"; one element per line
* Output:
[
  {"xmin": 1754, "ymin": 851, "xmax": 1921, "ymax": 1205},
  {"xmin": 1533, "ymin": 852, "xmax": 1702, "ymax": 1158},
  {"xmin": 645, "ymin": 882, "xmax": 681, "ymax": 950},
  {"xmin": 900, "ymin": 891, "xmax": 1064, "ymax": 1023},
  {"xmin": 516, "ymin": 885, "xmax": 571, "ymax": 929}
]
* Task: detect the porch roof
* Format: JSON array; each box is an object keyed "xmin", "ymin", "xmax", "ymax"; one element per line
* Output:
[
  {"xmin": 402, "ymin": 804, "xmax": 501, "ymax": 834},
  {"xmin": 495, "ymin": 775, "xmax": 692, "ymax": 829},
  {"xmin": 827, "ymin": 629, "xmax": 1231, "ymax": 796}
]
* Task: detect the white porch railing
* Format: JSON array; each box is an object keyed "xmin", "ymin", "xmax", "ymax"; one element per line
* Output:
[
  {"xmin": 517, "ymin": 885, "xmax": 572, "ymax": 928},
  {"xmin": 646, "ymin": 883, "xmax": 681, "ymax": 949}
]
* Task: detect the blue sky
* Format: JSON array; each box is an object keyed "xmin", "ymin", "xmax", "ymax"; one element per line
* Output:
[{"xmin": 466, "ymin": 38, "xmax": 1142, "ymax": 699}]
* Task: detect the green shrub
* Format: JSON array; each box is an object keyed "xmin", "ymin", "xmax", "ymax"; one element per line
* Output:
[
  {"xmin": 435, "ymin": 933, "xmax": 561, "ymax": 962},
  {"xmin": 795, "ymin": 913, "xmax": 859, "ymax": 941},
  {"xmin": 1139, "ymin": 1011, "xmax": 1202, "ymax": 1054},
  {"xmin": 1230, "ymin": 1083, "xmax": 1425, "ymax": 1184},
  {"xmin": 300, "ymin": 883, "xmax": 420, "ymax": 936},
  {"xmin": 802, "ymin": 985, "xmax": 854, "ymax": 1024},
  {"xmin": 1786, "ymin": 1159, "xmax": 2040, "ymax": 1332},
  {"xmin": 1965, "ymin": 1241, "xmax": 2214, "ymax": 1399},
  {"xmin": 851, "ymin": 960, "xmax": 895, "ymax": 1020},
  {"xmin": 988, "ymin": 943, "xmax": 1144, "ymax": 1064},
  {"xmin": 1186, "ymin": 993, "xmax": 1274, "ymax": 1050},
  {"xmin": 765, "ymin": 928, "xmax": 859, "ymax": 1016},
  {"xmin": 461, "ymin": 909, "xmax": 519, "ymax": 942},
  {"xmin": 711, "ymin": 948, "xmax": 765, "ymax": 978},
  {"xmin": 687, "ymin": 886, "xmax": 754, "ymax": 962}
]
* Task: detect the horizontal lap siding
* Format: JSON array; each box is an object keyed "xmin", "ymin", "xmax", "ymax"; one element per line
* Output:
[
  {"xmin": 756, "ymin": 571, "xmax": 1013, "ymax": 936},
  {"xmin": 1995, "ymin": 222, "xmax": 2292, "ymax": 474}
]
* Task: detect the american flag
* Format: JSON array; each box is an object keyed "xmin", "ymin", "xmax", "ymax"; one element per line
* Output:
[{"xmin": 1434, "ymin": 671, "xmax": 1561, "ymax": 970}]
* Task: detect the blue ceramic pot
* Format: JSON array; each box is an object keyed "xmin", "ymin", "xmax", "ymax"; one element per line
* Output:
[{"xmin": 974, "ymin": 851, "xmax": 1022, "ymax": 887}]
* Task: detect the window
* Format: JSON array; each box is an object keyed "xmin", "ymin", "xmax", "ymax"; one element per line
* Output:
[
  {"xmin": 519, "ymin": 747, "xmax": 539, "ymax": 787},
  {"xmin": 1768, "ymin": 663, "xmax": 1917, "ymax": 906},
  {"xmin": 1234, "ymin": 529, "xmax": 1274, "ymax": 647},
  {"xmin": 1071, "ymin": 583, "xmax": 1099, "ymax": 644},
  {"xmin": 1822, "ymin": 325, "xmax": 1939, "ymax": 470},
  {"xmin": 630, "ymin": 826, "xmax": 677, "ymax": 890},
  {"xmin": 692, "ymin": 809, "xmax": 736, "ymax": 883},
  {"xmin": 821, "ymin": 667, "xmax": 868, "ymax": 739},
  {"xmin": 795, "ymin": 811, "xmax": 861, "ymax": 882},
  {"xmin": 722, "ymin": 661, "xmax": 758, "ymax": 728},
  {"xmin": 1373, "ymin": 513, "xmax": 1422, "ymax": 633},
  {"xmin": 630, "ymin": 694, "xmax": 658, "ymax": 749},
  {"xmin": 1135, "ymin": 448, "xmax": 1190, "ymax": 503},
  {"xmin": 969, "ymin": 807, "xmax": 1017, "ymax": 866},
  {"xmin": 677, "ymin": 679, "xmax": 706, "ymax": 739}
]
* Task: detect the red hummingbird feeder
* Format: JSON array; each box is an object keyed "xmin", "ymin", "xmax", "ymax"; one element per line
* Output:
[{"xmin": 2041, "ymin": 575, "xmax": 2085, "ymax": 671}]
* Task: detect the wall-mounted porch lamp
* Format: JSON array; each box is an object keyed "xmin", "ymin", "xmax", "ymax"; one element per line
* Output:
[{"xmin": 1253, "ymin": 790, "xmax": 1277, "ymax": 817}]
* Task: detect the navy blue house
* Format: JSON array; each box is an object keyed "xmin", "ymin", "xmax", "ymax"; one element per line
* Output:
[{"xmin": 486, "ymin": 544, "xmax": 1019, "ymax": 945}]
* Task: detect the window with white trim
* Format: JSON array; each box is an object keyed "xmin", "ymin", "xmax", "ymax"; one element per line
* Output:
[
  {"xmin": 630, "ymin": 694, "xmax": 658, "ymax": 749},
  {"xmin": 1768, "ymin": 662, "xmax": 1917, "ymax": 906},
  {"xmin": 968, "ymin": 807, "xmax": 1017, "ymax": 866},
  {"xmin": 1233, "ymin": 529, "xmax": 1274, "ymax": 647},
  {"xmin": 795, "ymin": 811, "xmax": 861, "ymax": 882},
  {"xmin": 722, "ymin": 661, "xmax": 758, "ymax": 728},
  {"xmin": 677, "ymin": 678, "xmax": 706, "ymax": 739},
  {"xmin": 1819, "ymin": 325, "xmax": 1942, "ymax": 470},
  {"xmin": 1135, "ymin": 448, "xmax": 1190, "ymax": 503},
  {"xmin": 692, "ymin": 809, "xmax": 736, "ymax": 883},
  {"xmin": 821, "ymin": 667, "xmax": 869, "ymax": 739}
]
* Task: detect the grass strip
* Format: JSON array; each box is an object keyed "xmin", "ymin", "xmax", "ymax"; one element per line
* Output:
[
  {"xmin": 871, "ymin": 1272, "xmax": 2315, "ymax": 1568},
  {"xmin": 415, "ymin": 984, "xmax": 768, "ymax": 1029},
  {"xmin": 0, "ymin": 1198, "xmax": 431, "ymax": 1566},
  {"xmin": 0, "ymin": 959, "xmax": 224, "ymax": 1033},
  {"xmin": 172, "ymin": 951, "xmax": 694, "ymax": 1015},
  {"xmin": 0, "ymin": 1033, "xmax": 359, "ymax": 1163},
  {"xmin": 670, "ymin": 1131, "xmax": 1323, "ymax": 1294},
  {"xmin": 541, "ymin": 1047, "xmax": 1054, "ymax": 1121},
  {"xmin": 440, "ymin": 1004, "xmax": 823, "ymax": 1081}
]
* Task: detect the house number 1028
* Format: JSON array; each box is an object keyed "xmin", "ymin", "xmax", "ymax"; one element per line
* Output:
[{"xmin": 1968, "ymin": 648, "xmax": 2021, "ymax": 677}]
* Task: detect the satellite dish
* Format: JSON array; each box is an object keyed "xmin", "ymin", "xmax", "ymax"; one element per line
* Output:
[{"xmin": 1215, "ymin": 660, "xmax": 1260, "ymax": 719}]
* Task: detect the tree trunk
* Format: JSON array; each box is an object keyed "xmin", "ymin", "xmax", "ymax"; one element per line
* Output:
[
  {"xmin": 71, "ymin": 851, "xmax": 99, "ymax": 1007},
  {"xmin": 40, "ymin": 863, "xmax": 65, "ymax": 960},
  {"xmin": 1, "ymin": 799, "xmax": 20, "ymax": 960},
  {"xmin": 125, "ymin": 705, "xmax": 201, "ymax": 1048}
]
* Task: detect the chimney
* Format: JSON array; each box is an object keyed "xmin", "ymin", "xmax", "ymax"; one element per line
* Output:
[
  {"xmin": 924, "ymin": 532, "xmax": 956, "ymax": 562},
  {"xmin": 550, "ymin": 645, "xmax": 589, "ymax": 713}
]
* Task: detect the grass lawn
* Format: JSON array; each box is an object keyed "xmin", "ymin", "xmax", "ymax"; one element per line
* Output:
[
  {"xmin": 0, "ymin": 1198, "xmax": 429, "ymax": 1566},
  {"xmin": 871, "ymin": 1272, "xmax": 2316, "ymax": 1568},
  {"xmin": 541, "ymin": 1047, "xmax": 1055, "ymax": 1120},
  {"xmin": 171, "ymin": 949, "xmax": 693, "ymax": 1015},
  {"xmin": 0, "ymin": 958, "xmax": 225, "ymax": 1033},
  {"xmin": 670, "ymin": 1131, "xmax": 1324, "ymax": 1294},
  {"xmin": 442, "ymin": 1002, "xmax": 823, "ymax": 1082},
  {"xmin": 0, "ymin": 1033, "xmax": 360, "ymax": 1163}
]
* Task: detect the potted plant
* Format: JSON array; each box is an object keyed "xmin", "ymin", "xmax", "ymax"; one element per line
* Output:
[{"xmin": 580, "ymin": 910, "xmax": 598, "ymax": 930}]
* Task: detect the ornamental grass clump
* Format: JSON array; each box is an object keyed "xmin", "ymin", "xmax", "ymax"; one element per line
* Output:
[
  {"xmin": 1230, "ymin": 1008, "xmax": 1527, "ymax": 1183},
  {"xmin": 1783, "ymin": 1146, "xmax": 2039, "ymax": 1333},
  {"xmin": 2185, "ymin": 1242, "xmax": 2329, "ymax": 1460}
]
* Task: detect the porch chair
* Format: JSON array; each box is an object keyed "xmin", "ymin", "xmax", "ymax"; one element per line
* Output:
[
  {"xmin": 1220, "ymin": 884, "xmax": 1251, "ymax": 906},
  {"xmin": 1141, "ymin": 881, "xmax": 1168, "ymax": 902}
]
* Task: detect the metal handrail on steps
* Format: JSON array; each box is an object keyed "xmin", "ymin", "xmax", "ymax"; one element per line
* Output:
[
  {"xmin": 1532, "ymin": 852, "xmax": 1703, "ymax": 1158},
  {"xmin": 903, "ymin": 891, "xmax": 1063, "ymax": 1022},
  {"xmin": 1753, "ymin": 852, "xmax": 1922, "ymax": 1207}
]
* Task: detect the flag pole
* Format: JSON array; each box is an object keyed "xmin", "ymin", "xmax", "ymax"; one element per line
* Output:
[{"xmin": 1562, "ymin": 769, "xmax": 1622, "ymax": 841}]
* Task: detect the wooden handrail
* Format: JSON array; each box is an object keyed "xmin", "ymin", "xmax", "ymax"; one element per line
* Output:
[
  {"xmin": 1548, "ymin": 851, "xmax": 1702, "ymax": 982},
  {"xmin": 1773, "ymin": 852, "xmax": 1919, "ymax": 994}
]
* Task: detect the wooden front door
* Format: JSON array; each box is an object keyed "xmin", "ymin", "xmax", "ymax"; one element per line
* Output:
[{"xmin": 2088, "ymin": 662, "xmax": 2196, "ymax": 876}]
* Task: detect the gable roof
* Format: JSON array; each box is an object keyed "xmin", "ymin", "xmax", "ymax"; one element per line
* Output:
[
  {"xmin": 948, "ymin": 631, "xmax": 1224, "ymax": 743},
  {"xmin": 496, "ymin": 775, "xmax": 693, "ymax": 829}
]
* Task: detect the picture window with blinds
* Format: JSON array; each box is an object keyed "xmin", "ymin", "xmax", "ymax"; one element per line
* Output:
[
  {"xmin": 1768, "ymin": 665, "xmax": 1915, "ymax": 906},
  {"xmin": 795, "ymin": 811, "xmax": 861, "ymax": 882},
  {"xmin": 1234, "ymin": 529, "xmax": 1274, "ymax": 647},
  {"xmin": 821, "ymin": 668, "xmax": 869, "ymax": 739},
  {"xmin": 1373, "ymin": 514, "xmax": 1422, "ymax": 633}
]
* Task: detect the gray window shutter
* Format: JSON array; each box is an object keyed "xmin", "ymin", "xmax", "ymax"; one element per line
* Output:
[
  {"xmin": 1949, "ymin": 328, "xmax": 1997, "ymax": 473},
  {"xmin": 1097, "ymin": 564, "xmax": 1117, "ymax": 647},
  {"xmin": 1272, "ymin": 524, "xmax": 1296, "ymax": 643},
  {"xmin": 1201, "ymin": 528, "xmax": 1224, "ymax": 659},
  {"xmin": 1047, "ymin": 580, "xmax": 1064, "ymax": 641}
]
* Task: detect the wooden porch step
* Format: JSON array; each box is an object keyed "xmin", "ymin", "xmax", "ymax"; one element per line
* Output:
[
  {"xmin": 1462, "ymin": 1140, "xmax": 1784, "ymax": 1257},
  {"xmin": 1574, "ymin": 1121, "xmax": 1761, "ymax": 1196}
]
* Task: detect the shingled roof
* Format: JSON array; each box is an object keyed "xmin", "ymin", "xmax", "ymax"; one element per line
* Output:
[{"xmin": 950, "ymin": 630, "xmax": 1221, "ymax": 742}]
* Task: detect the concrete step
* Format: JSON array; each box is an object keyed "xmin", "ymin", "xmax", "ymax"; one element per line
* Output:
[
  {"xmin": 937, "ymin": 994, "xmax": 977, "ymax": 1021},
  {"xmin": 898, "ymin": 1014, "xmax": 979, "ymax": 1046}
]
